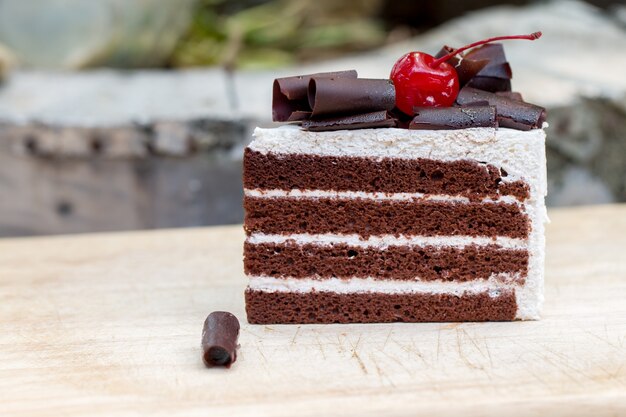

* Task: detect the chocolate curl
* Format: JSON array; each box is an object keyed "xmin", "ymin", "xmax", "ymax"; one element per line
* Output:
[
  {"xmin": 455, "ymin": 100, "xmax": 490, "ymax": 107},
  {"xmin": 435, "ymin": 45, "xmax": 460, "ymax": 66},
  {"xmin": 435, "ymin": 45, "xmax": 489, "ymax": 86},
  {"xmin": 389, "ymin": 108, "xmax": 413, "ymax": 129},
  {"xmin": 466, "ymin": 77, "xmax": 511, "ymax": 93},
  {"xmin": 272, "ymin": 70, "xmax": 357, "ymax": 122},
  {"xmin": 464, "ymin": 44, "xmax": 512, "ymax": 92},
  {"xmin": 476, "ymin": 62, "xmax": 512, "ymax": 79},
  {"xmin": 466, "ymin": 44, "xmax": 509, "ymax": 75},
  {"xmin": 308, "ymin": 78, "xmax": 395, "ymax": 118},
  {"xmin": 409, "ymin": 106, "xmax": 496, "ymax": 130},
  {"xmin": 201, "ymin": 311, "xmax": 240, "ymax": 368},
  {"xmin": 302, "ymin": 110, "xmax": 396, "ymax": 132},
  {"xmin": 457, "ymin": 87, "xmax": 546, "ymax": 130},
  {"xmin": 496, "ymin": 91, "xmax": 524, "ymax": 102}
]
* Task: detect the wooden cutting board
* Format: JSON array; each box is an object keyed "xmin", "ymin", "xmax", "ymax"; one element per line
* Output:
[{"xmin": 1, "ymin": 205, "xmax": 625, "ymax": 417}]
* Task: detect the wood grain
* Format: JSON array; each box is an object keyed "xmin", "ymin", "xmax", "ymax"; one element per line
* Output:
[{"xmin": 0, "ymin": 205, "xmax": 625, "ymax": 417}]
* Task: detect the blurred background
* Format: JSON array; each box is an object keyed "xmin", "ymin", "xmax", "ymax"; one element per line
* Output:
[{"xmin": 0, "ymin": 0, "xmax": 624, "ymax": 236}]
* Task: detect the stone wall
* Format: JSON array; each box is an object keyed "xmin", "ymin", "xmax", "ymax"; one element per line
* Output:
[{"xmin": 0, "ymin": 119, "xmax": 248, "ymax": 236}]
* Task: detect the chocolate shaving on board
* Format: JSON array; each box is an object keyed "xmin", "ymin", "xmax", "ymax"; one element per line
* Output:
[
  {"xmin": 272, "ymin": 70, "xmax": 357, "ymax": 122},
  {"xmin": 457, "ymin": 87, "xmax": 546, "ymax": 130},
  {"xmin": 409, "ymin": 106, "xmax": 496, "ymax": 130},
  {"xmin": 308, "ymin": 78, "xmax": 395, "ymax": 117},
  {"xmin": 435, "ymin": 46, "xmax": 489, "ymax": 86},
  {"xmin": 302, "ymin": 110, "xmax": 396, "ymax": 131},
  {"xmin": 201, "ymin": 311, "xmax": 240, "ymax": 368}
]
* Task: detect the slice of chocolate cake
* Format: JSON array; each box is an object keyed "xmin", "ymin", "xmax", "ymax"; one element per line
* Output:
[
  {"xmin": 244, "ymin": 125, "xmax": 546, "ymax": 323},
  {"xmin": 243, "ymin": 33, "xmax": 547, "ymax": 324}
]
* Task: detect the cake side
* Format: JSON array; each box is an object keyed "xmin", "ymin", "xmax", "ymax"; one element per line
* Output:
[
  {"xmin": 246, "ymin": 290, "xmax": 517, "ymax": 324},
  {"xmin": 243, "ymin": 126, "xmax": 546, "ymax": 323}
]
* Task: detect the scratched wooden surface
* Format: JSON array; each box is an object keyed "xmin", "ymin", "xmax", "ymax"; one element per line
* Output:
[{"xmin": 0, "ymin": 204, "xmax": 625, "ymax": 417}]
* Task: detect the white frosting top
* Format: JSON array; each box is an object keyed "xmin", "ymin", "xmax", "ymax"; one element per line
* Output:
[{"xmin": 250, "ymin": 125, "xmax": 547, "ymax": 198}]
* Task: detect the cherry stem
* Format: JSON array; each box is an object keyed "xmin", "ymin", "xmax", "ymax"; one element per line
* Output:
[{"xmin": 431, "ymin": 31, "xmax": 542, "ymax": 68}]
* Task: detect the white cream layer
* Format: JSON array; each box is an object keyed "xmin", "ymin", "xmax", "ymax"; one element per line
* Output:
[
  {"xmin": 247, "ymin": 232, "xmax": 528, "ymax": 250},
  {"xmin": 244, "ymin": 188, "xmax": 522, "ymax": 205},
  {"xmin": 247, "ymin": 276, "xmax": 517, "ymax": 298}
]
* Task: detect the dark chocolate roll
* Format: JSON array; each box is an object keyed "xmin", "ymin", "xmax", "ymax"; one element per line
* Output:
[
  {"xmin": 465, "ymin": 44, "xmax": 509, "ymax": 74},
  {"xmin": 302, "ymin": 110, "xmax": 396, "ymax": 132},
  {"xmin": 457, "ymin": 87, "xmax": 546, "ymax": 130},
  {"xmin": 496, "ymin": 91, "xmax": 524, "ymax": 102},
  {"xmin": 455, "ymin": 100, "xmax": 490, "ymax": 107},
  {"xmin": 435, "ymin": 45, "xmax": 489, "ymax": 86},
  {"xmin": 434, "ymin": 45, "xmax": 461, "ymax": 68},
  {"xmin": 308, "ymin": 78, "xmax": 395, "ymax": 118},
  {"xmin": 272, "ymin": 70, "xmax": 357, "ymax": 122},
  {"xmin": 476, "ymin": 62, "xmax": 512, "ymax": 80},
  {"xmin": 409, "ymin": 106, "xmax": 496, "ymax": 130},
  {"xmin": 466, "ymin": 76, "xmax": 512, "ymax": 93},
  {"xmin": 201, "ymin": 311, "xmax": 240, "ymax": 368},
  {"xmin": 464, "ymin": 44, "xmax": 512, "ymax": 92}
]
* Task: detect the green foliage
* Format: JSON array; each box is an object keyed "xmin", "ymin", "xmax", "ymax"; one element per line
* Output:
[{"xmin": 171, "ymin": 0, "xmax": 386, "ymax": 69}]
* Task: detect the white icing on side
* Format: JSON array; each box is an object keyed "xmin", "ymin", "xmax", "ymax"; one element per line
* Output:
[
  {"xmin": 247, "ymin": 233, "xmax": 528, "ymax": 250},
  {"xmin": 248, "ymin": 275, "xmax": 520, "ymax": 297},
  {"xmin": 517, "ymin": 194, "xmax": 546, "ymax": 320}
]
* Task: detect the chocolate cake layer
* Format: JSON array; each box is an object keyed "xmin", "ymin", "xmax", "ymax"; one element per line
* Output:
[
  {"xmin": 244, "ymin": 149, "xmax": 530, "ymax": 201},
  {"xmin": 245, "ymin": 289, "xmax": 517, "ymax": 323},
  {"xmin": 244, "ymin": 242, "xmax": 528, "ymax": 282},
  {"xmin": 244, "ymin": 197, "xmax": 530, "ymax": 239}
]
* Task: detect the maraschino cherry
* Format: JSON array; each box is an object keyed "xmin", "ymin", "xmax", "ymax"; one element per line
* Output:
[{"xmin": 390, "ymin": 32, "xmax": 542, "ymax": 115}]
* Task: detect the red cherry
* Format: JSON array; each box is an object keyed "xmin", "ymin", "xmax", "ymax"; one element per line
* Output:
[
  {"xmin": 390, "ymin": 32, "xmax": 542, "ymax": 116},
  {"xmin": 391, "ymin": 53, "xmax": 458, "ymax": 114}
]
